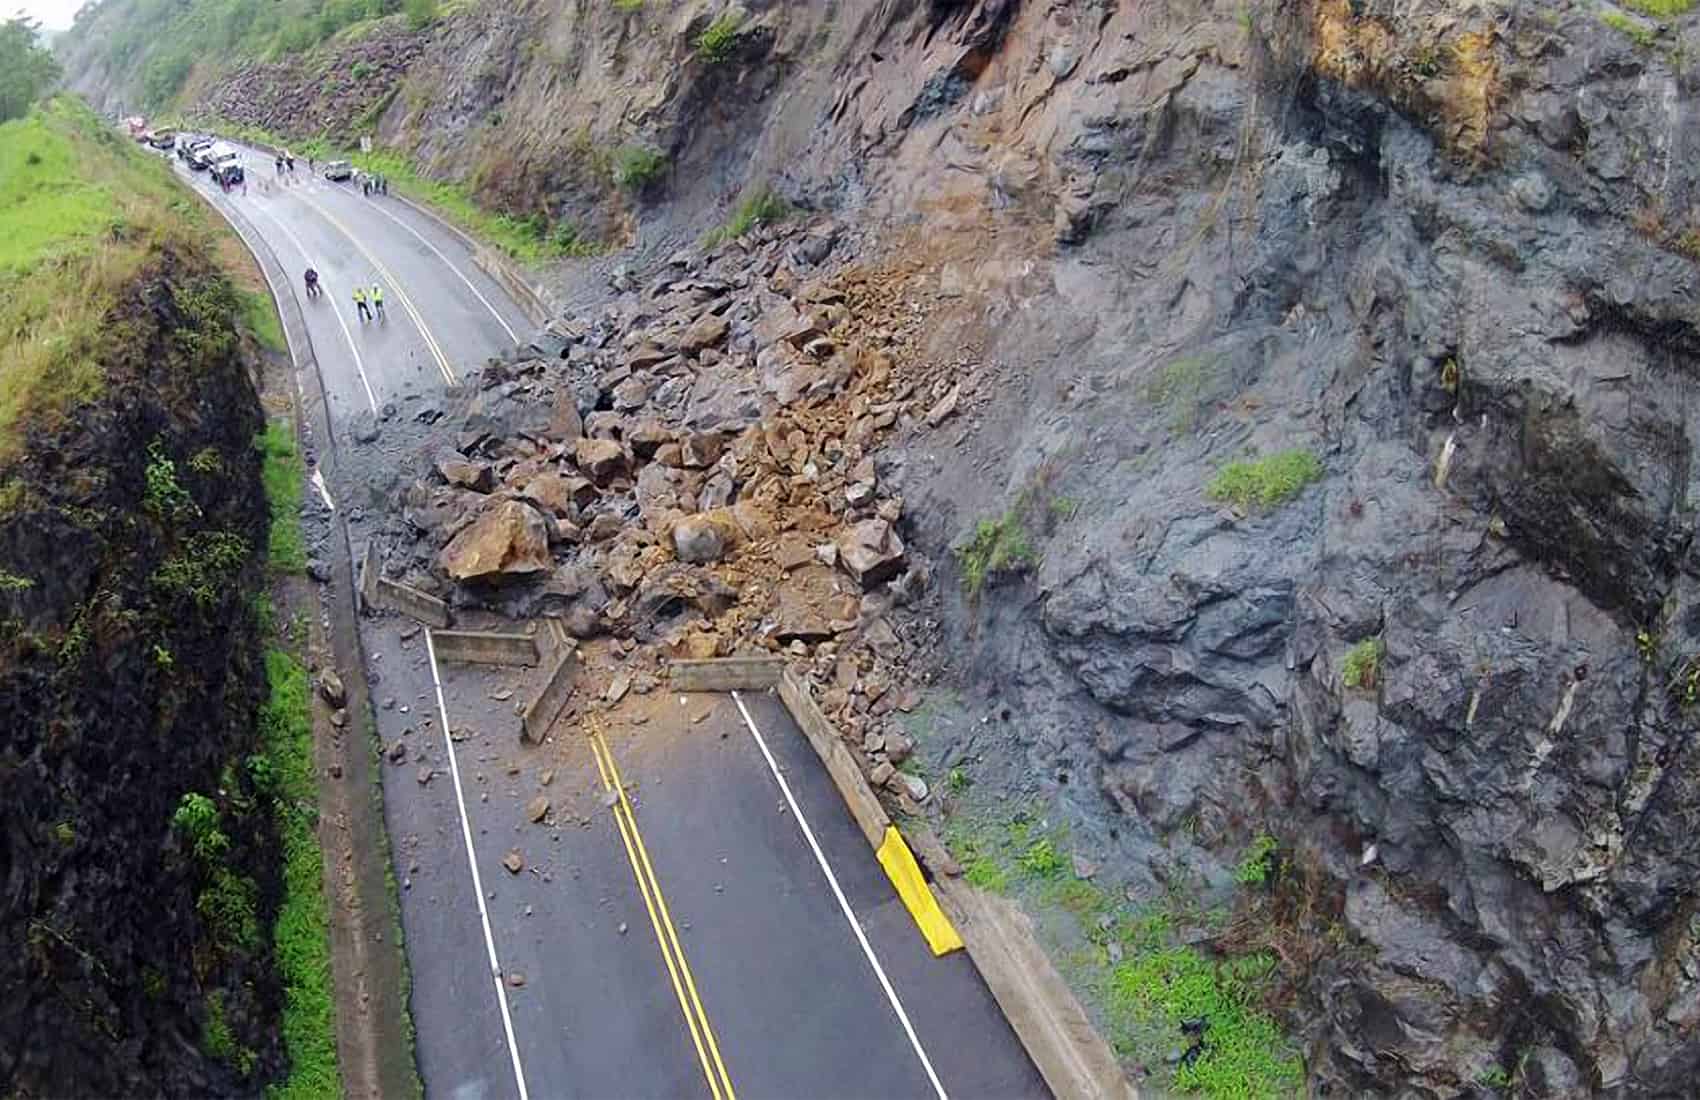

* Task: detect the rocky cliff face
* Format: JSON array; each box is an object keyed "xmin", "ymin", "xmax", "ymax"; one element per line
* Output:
[
  {"xmin": 0, "ymin": 246, "xmax": 276, "ymax": 1097},
  {"xmin": 61, "ymin": 0, "xmax": 1700, "ymax": 1092}
]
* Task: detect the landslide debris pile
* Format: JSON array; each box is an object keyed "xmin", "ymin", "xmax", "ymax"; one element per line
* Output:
[
  {"xmin": 0, "ymin": 103, "xmax": 280, "ymax": 1095},
  {"xmin": 370, "ymin": 217, "xmax": 956, "ymax": 805}
]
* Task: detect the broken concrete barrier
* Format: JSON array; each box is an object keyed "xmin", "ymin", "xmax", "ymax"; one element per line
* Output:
[
  {"xmin": 667, "ymin": 657, "xmax": 785, "ymax": 692},
  {"xmin": 430, "ymin": 628, "xmax": 541, "ymax": 667},
  {"xmin": 522, "ymin": 641, "xmax": 579, "ymax": 744}
]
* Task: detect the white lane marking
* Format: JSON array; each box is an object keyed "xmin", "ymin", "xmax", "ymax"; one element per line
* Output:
[
  {"xmin": 349, "ymin": 193, "xmax": 520, "ymax": 343},
  {"xmin": 309, "ymin": 467, "xmax": 335, "ymax": 511},
  {"xmin": 289, "ymin": 190, "xmax": 457, "ymax": 385},
  {"xmin": 425, "ymin": 631, "xmax": 531, "ymax": 1100},
  {"xmin": 730, "ymin": 691, "xmax": 949, "ymax": 1100},
  {"xmin": 243, "ymin": 201, "xmax": 381, "ymax": 414}
]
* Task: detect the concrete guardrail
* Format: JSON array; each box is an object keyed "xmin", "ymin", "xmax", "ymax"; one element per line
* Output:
[
  {"xmin": 668, "ymin": 657, "xmax": 785, "ymax": 692},
  {"xmin": 522, "ymin": 641, "xmax": 580, "ymax": 744},
  {"xmin": 776, "ymin": 670, "xmax": 891, "ymax": 851},
  {"xmin": 936, "ymin": 879, "xmax": 1140, "ymax": 1100},
  {"xmin": 358, "ymin": 540, "xmax": 450, "ymax": 628},
  {"xmin": 430, "ymin": 628, "xmax": 540, "ymax": 667},
  {"xmin": 671, "ymin": 657, "xmax": 1140, "ymax": 1098}
]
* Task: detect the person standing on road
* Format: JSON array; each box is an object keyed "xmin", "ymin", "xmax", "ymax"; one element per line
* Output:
[
  {"xmin": 380, "ymin": 174, "xmax": 389, "ymax": 195},
  {"xmin": 362, "ymin": 175, "xmax": 371, "ymax": 198},
  {"xmin": 370, "ymin": 282, "xmax": 386, "ymax": 321},
  {"xmin": 353, "ymin": 285, "xmax": 371, "ymax": 323}
]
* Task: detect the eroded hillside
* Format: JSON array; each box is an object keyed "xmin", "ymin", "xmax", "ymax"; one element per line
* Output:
[
  {"xmin": 56, "ymin": 0, "xmax": 1700, "ymax": 1094},
  {"xmin": 0, "ymin": 99, "xmax": 329, "ymax": 1098}
]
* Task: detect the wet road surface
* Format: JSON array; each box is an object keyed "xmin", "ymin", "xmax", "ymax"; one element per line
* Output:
[{"xmin": 178, "ymin": 147, "xmax": 1047, "ymax": 1100}]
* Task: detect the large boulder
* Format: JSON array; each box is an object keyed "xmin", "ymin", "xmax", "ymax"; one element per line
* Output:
[
  {"xmin": 673, "ymin": 514, "xmax": 728, "ymax": 564},
  {"xmin": 438, "ymin": 500, "xmax": 552, "ymax": 580},
  {"xmin": 836, "ymin": 519, "xmax": 906, "ymax": 586},
  {"xmin": 575, "ymin": 437, "xmax": 627, "ymax": 482},
  {"xmin": 435, "ymin": 452, "xmax": 493, "ymax": 492},
  {"xmin": 519, "ymin": 472, "xmax": 596, "ymax": 518},
  {"xmin": 679, "ymin": 312, "xmax": 729, "ymax": 354}
]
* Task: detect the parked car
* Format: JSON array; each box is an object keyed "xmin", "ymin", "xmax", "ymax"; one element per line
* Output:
[
  {"xmin": 148, "ymin": 129, "xmax": 177, "ymax": 150},
  {"xmin": 187, "ymin": 138, "xmax": 218, "ymax": 169},
  {"xmin": 210, "ymin": 148, "xmax": 244, "ymax": 185},
  {"xmin": 321, "ymin": 160, "xmax": 354, "ymax": 182}
]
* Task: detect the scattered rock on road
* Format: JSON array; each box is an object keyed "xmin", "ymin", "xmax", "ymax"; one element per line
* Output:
[
  {"xmin": 526, "ymin": 796, "xmax": 550, "ymax": 823},
  {"xmin": 320, "ymin": 670, "xmax": 346, "ymax": 708},
  {"xmin": 503, "ymin": 850, "xmax": 524, "ymax": 874}
]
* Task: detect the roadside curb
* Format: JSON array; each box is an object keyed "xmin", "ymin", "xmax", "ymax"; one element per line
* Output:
[
  {"xmin": 665, "ymin": 657, "xmax": 1139, "ymax": 1100},
  {"xmin": 379, "ymin": 193, "xmax": 552, "ymax": 329},
  {"xmin": 935, "ymin": 881, "xmax": 1140, "ymax": 1100},
  {"xmin": 190, "ymin": 174, "xmax": 422, "ymax": 1098}
]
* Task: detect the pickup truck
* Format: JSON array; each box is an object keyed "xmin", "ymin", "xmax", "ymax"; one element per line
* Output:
[
  {"xmin": 148, "ymin": 129, "xmax": 177, "ymax": 150},
  {"xmin": 210, "ymin": 148, "xmax": 244, "ymax": 185}
]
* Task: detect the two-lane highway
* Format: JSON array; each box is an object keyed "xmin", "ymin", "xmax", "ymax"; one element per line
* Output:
[{"xmin": 181, "ymin": 144, "xmax": 1047, "ymax": 1100}]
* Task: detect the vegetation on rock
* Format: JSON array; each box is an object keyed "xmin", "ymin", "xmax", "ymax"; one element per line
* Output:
[{"xmin": 1205, "ymin": 450, "xmax": 1323, "ymax": 512}]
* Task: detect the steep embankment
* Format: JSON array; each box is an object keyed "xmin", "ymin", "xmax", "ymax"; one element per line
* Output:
[
  {"xmin": 58, "ymin": 0, "xmax": 1700, "ymax": 1095},
  {"xmin": 0, "ymin": 98, "xmax": 327, "ymax": 1097}
]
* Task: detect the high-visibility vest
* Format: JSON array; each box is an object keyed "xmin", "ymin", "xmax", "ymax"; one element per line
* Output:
[
  {"xmin": 353, "ymin": 288, "xmax": 365, "ymax": 303},
  {"xmin": 371, "ymin": 286, "xmax": 384, "ymax": 303}
]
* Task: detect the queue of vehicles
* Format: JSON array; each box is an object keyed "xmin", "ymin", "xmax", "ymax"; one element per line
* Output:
[{"xmin": 128, "ymin": 118, "xmax": 365, "ymax": 189}]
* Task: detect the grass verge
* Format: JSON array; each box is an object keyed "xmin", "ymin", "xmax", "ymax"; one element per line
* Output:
[
  {"xmin": 242, "ymin": 290, "xmax": 287, "ymax": 354},
  {"xmin": 258, "ymin": 402, "xmax": 337, "ymax": 1096},
  {"xmin": 260, "ymin": 645, "xmax": 339, "ymax": 1098},
  {"xmin": 257, "ymin": 422, "xmax": 307, "ymax": 575}
]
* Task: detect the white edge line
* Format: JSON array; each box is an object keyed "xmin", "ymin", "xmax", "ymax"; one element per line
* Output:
[
  {"xmin": 356, "ymin": 194, "xmax": 520, "ymax": 343},
  {"xmin": 426, "ymin": 631, "xmax": 531, "ymax": 1100},
  {"xmin": 241, "ymin": 198, "xmax": 381, "ymax": 415},
  {"xmin": 730, "ymin": 690, "xmax": 949, "ymax": 1100}
]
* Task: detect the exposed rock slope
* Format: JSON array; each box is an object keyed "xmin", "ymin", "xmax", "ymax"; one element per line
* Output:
[{"xmin": 61, "ymin": 0, "xmax": 1700, "ymax": 1093}]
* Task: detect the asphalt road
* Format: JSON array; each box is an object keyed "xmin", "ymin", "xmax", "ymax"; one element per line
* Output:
[{"xmin": 176, "ymin": 145, "xmax": 1047, "ymax": 1100}]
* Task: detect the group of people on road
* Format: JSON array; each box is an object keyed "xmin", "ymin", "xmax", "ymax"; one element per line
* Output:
[
  {"xmin": 304, "ymin": 268, "xmax": 386, "ymax": 322},
  {"xmin": 361, "ymin": 173, "xmax": 389, "ymax": 197},
  {"xmin": 352, "ymin": 282, "xmax": 386, "ymax": 323}
]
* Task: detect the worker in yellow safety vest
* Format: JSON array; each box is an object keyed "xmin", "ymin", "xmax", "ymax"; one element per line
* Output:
[
  {"xmin": 370, "ymin": 283, "xmax": 386, "ymax": 322},
  {"xmin": 352, "ymin": 285, "xmax": 371, "ymax": 323}
]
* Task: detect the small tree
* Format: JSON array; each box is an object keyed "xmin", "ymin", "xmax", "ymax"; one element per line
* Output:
[{"xmin": 0, "ymin": 16, "xmax": 63, "ymax": 123}]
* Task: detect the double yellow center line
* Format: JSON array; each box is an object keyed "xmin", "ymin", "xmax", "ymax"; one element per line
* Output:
[
  {"xmin": 588, "ymin": 720, "xmax": 736, "ymax": 1100},
  {"xmin": 293, "ymin": 190, "xmax": 458, "ymax": 386}
]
